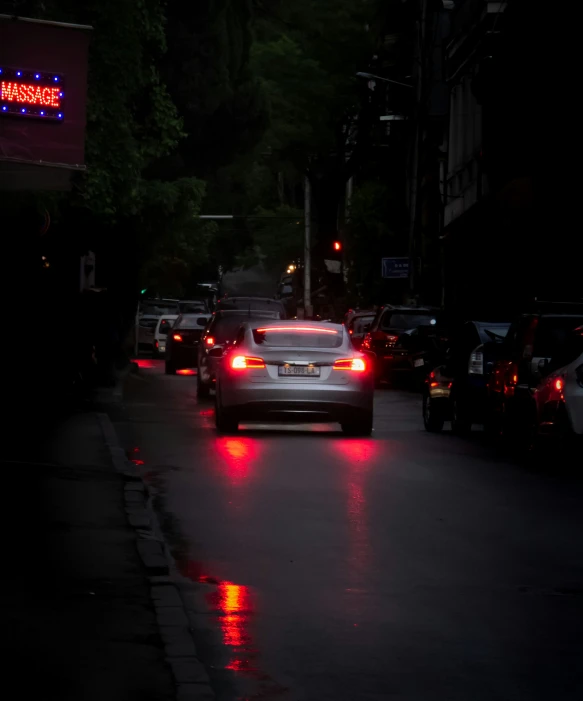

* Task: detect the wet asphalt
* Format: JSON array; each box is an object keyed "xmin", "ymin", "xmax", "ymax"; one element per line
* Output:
[{"xmin": 110, "ymin": 360, "xmax": 583, "ymax": 701}]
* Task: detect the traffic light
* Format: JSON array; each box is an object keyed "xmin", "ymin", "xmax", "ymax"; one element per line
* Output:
[{"xmin": 333, "ymin": 241, "xmax": 341, "ymax": 251}]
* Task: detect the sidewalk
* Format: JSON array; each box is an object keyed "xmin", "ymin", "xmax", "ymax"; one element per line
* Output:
[{"xmin": 1, "ymin": 406, "xmax": 210, "ymax": 700}]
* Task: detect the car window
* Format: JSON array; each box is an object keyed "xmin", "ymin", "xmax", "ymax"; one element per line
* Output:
[
  {"xmin": 177, "ymin": 314, "xmax": 210, "ymax": 329},
  {"xmin": 477, "ymin": 324, "xmax": 510, "ymax": 343},
  {"xmin": 535, "ymin": 317, "xmax": 583, "ymax": 357},
  {"xmin": 158, "ymin": 318, "xmax": 175, "ymax": 332},
  {"xmin": 140, "ymin": 318, "xmax": 158, "ymax": 329},
  {"xmin": 210, "ymin": 316, "xmax": 248, "ymax": 344},
  {"xmin": 252, "ymin": 326, "xmax": 343, "ymax": 348},
  {"xmin": 380, "ymin": 311, "xmax": 436, "ymax": 331},
  {"xmin": 216, "ymin": 299, "xmax": 285, "ymax": 315},
  {"xmin": 351, "ymin": 316, "xmax": 374, "ymax": 335}
]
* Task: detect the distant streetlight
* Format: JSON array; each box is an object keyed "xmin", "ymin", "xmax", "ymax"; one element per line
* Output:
[{"xmin": 356, "ymin": 72, "xmax": 413, "ymax": 88}]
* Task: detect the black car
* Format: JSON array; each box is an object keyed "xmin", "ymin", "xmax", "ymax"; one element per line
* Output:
[
  {"xmin": 361, "ymin": 305, "xmax": 443, "ymax": 384},
  {"xmin": 197, "ymin": 310, "xmax": 280, "ymax": 397},
  {"xmin": 486, "ymin": 302, "xmax": 583, "ymax": 446},
  {"xmin": 164, "ymin": 313, "xmax": 211, "ymax": 375},
  {"xmin": 422, "ymin": 320, "xmax": 511, "ymax": 433},
  {"xmin": 214, "ymin": 296, "xmax": 287, "ymax": 319}
]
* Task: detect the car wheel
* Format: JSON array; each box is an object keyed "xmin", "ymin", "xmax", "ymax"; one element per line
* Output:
[
  {"xmin": 197, "ymin": 371, "xmax": 210, "ymax": 398},
  {"xmin": 451, "ymin": 396, "xmax": 472, "ymax": 435},
  {"xmin": 165, "ymin": 362, "xmax": 176, "ymax": 375},
  {"xmin": 215, "ymin": 396, "xmax": 238, "ymax": 433},
  {"xmin": 341, "ymin": 413, "xmax": 373, "ymax": 437},
  {"xmin": 423, "ymin": 393, "xmax": 445, "ymax": 432}
]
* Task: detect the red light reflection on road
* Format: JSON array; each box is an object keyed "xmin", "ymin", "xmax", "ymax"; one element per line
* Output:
[
  {"xmin": 331, "ymin": 440, "xmax": 380, "ymax": 623},
  {"xmin": 206, "ymin": 580, "xmax": 258, "ymax": 674},
  {"xmin": 213, "ymin": 437, "xmax": 261, "ymax": 485},
  {"xmin": 134, "ymin": 358, "xmax": 157, "ymax": 369}
]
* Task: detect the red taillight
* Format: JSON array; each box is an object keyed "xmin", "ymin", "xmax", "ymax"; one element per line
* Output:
[
  {"xmin": 370, "ymin": 330, "xmax": 398, "ymax": 345},
  {"xmin": 555, "ymin": 378, "xmax": 564, "ymax": 392},
  {"xmin": 255, "ymin": 326, "xmax": 338, "ymax": 335},
  {"xmin": 333, "ymin": 358, "xmax": 366, "ymax": 372},
  {"xmin": 173, "ymin": 334, "xmax": 183, "ymax": 342},
  {"xmin": 155, "ymin": 340, "xmax": 159, "ymax": 348},
  {"xmin": 349, "ymin": 328, "xmax": 353, "ymax": 334},
  {"xmin": 231, "ymin": 355, "xmax": 266, "ymax": 370},
  {"xmin": 205, "ymin": 336, "xmax": 215, "ymax": 346}
]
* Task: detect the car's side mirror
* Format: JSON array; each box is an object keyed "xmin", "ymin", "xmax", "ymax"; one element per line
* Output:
[{"xmin": 208, "ymin": 346, "xmax": 224, "ymax": 358}]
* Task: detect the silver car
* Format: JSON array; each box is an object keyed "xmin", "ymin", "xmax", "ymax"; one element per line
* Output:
[{"xmin": 215, "ymin": 320, "xmax": 374, "ymax": 435}]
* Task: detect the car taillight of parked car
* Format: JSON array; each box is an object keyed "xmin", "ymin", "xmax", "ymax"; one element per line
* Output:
[
  {"xmin": 576, "ymin": 364, "xmax": 583, "ymax": 388},
  {"xmin": 468, "ymin": 350, "xmax": 483, "ymax": 375}
]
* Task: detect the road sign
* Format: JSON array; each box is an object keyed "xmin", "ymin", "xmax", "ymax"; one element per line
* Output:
[{"xmin": 382, "ymin": 257, "xmax": 409, "ymax": 279}]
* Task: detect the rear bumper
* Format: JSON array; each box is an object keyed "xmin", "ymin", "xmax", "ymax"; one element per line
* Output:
[
  {"xmin": 219, "ymin": 379, "xmax": 373, "ymax": 422},
  {"xmin": 168, "ymin": 345, "xmax": 198, "ymax": 367}
]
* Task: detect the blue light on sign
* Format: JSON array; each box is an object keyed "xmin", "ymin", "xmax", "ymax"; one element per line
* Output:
[{"xmin": 381, "ymin": 257, "xmax": 409, "ymax": 279}]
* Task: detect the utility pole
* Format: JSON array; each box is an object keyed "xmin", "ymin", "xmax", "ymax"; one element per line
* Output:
[
  {"xmin": 304, "ymin": 174, "xmax": 312, "ymax": 318},
  {"xmin": 408, "ymin": 0, "xmax": 428, "ymax": 303}
]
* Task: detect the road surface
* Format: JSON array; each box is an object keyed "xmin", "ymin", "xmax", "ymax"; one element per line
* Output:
[{"xmin": 109, "ymin": 360, "xmax": 583, "ymax": 701}]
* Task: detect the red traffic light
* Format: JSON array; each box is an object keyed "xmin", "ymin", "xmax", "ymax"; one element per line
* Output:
[{"xmin": 333, "ymin": 241, "xmax": 341, "ymax": 251}]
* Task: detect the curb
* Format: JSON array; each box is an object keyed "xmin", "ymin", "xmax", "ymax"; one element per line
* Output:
[{"xmin": 96, "ymin": 412, "xmax": 216, "ymax": 701}]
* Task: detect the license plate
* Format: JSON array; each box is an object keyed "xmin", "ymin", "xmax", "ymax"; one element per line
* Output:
[
  {"xmin": 413, "ymin": 358, "xmax": 425, "ymax": 367},
  {"xmin": 278, "ymin": 365, "xmax": 320, "ymax": 377}
]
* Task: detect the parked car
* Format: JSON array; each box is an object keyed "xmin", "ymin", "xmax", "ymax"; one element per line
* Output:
[
  {"xmin": 533, "ymin": 325, "xmax": 583, "ymax": 449},
  {"xmin": 347, "ymin": 311, "xmax": 375, "ymax": 350},
  {"xmin": 197, "ymin": 311, "xmax": 280, "ymax": 397},
  {"xmin": 154, "ymin": 315, "xmax": 178, "ymax": 357},
  {"xmin": 215, "ymin": 320, "xmax": 374, "ymax": 435},
  {"xmin": 214, "ymin": 296, "xmax": 287, "ymax": 319},
  {"xmin": 164, "ymin": 313, "xmax": 211, "ymax": 375},
  {"xmin": 385, "ymin": 323, "xmax": 453, "ymax": 389},
  {"xmin": 361, "ymin": 305, "xmax": 443, "ymax": 385},
  {"xmin": 422, "ymin": 320, "xmax": 511, "ymax": 433},
  {"xmin": 486, "ymin": 302, "xmax": 583, "ymax": 448}
]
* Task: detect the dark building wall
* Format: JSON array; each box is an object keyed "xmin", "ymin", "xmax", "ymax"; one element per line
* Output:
[{"xmin": 444, "ymin": 0, "xmax": 582, "ymax": 315}]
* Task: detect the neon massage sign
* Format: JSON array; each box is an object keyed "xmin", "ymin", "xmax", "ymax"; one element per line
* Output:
[{"xmin": 0, "ymin": 66, "xmax": 65, "ymax": 121}]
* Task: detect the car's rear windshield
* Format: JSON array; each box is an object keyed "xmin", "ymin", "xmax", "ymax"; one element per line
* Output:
[
  {"xmin": 381, "ymin": 311, "xmax": 436, "ymax": 331},
  {"xmin": 217, "ymin": 299, "xmax": 285, "ymax": 315},
  {"xmin": 177, "ymin": 315, "xmax": 210, "ymax": 329},
  {"xmin": 478, "ymin": 324, "xmax": 510, "ymax": 343},
  {"xmin": 252, "ymin": 326, "xmax": 343, "ymax": 348},
  {"xmin": 534, "ymin": 316, "xmax": 583, "ymax": 357},
  {"xmin": 210, "ymin": 316, "xmax": 250, "ymax": 343},
  {"xmin": 351, "ymin": 315, "xmax": 374, "ymax": 335},
  {"xmin": 158, "ymin": 318, "xmax": 175, "ymax": 331}
]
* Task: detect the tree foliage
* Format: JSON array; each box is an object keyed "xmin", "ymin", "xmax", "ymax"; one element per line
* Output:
[{"xmin": 1, "ymin": 0, "xmax": 269, "ymax": 297}]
